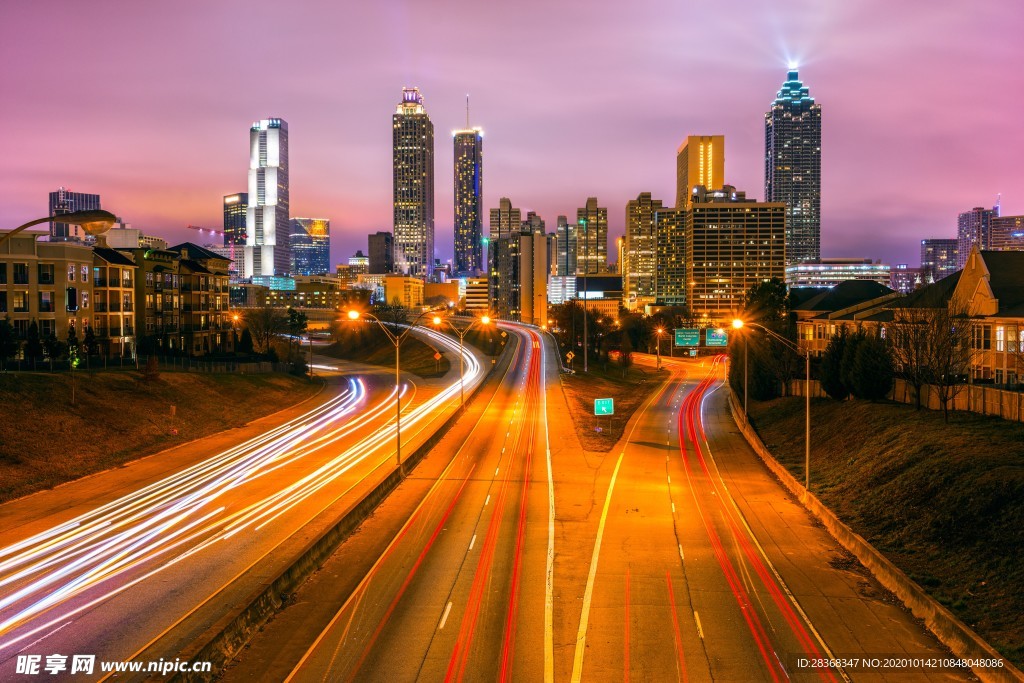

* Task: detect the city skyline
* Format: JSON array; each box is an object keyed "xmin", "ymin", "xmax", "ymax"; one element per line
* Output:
[{"xmin": 1, "ymin": 1, "xmax": 1021, "ymax": 270}]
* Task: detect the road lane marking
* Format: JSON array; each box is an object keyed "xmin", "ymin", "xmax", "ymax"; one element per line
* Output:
[
  {"xmin": 624, "ymin": 568, "xmax": 631, "ymax": 682},
  {"xmin": 678, "ymin": 544, "xmax": 684, "ymax": 561},
  {"xmin": 495, "ymin": 467, "xmax": 500, "ymax": 476},
  {"xmin": 469, "ymin": 534, "xmax": 476, "ymax": 551},
  {"xmin": 439, "ymin": 601, "xmax": 453, "ymax": 630},
  {"xmin": 541, "ymin": 333, "xmax": 556, "ymax": 683},
  {"xmin": 671, "ymin": 502, "xmax": 675, "ymax": 514},
  {"xmin": 485, "ymin": 495, "xmax": 490, "ymax": 506},
  {"xmin": 665, "ymin": 572, "xmax": 689, "ymax": 679},
  {"xmin": 694, "ymin": 610, "xmax": 704, "ymax": 639}
]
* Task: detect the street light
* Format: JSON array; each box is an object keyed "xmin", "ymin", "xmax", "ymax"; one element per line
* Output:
[
  {"xmin": 655, "ymin": 327, "xmax": 664, "ymax": 369},
  {"xmin": 431, "ymin": 312, "xmax": 491, "ymax": 407},
  {"xmin": 0, "ymin": 209, "xmax": 117, "ymax": 249},
  {"xmin": 345, "ymin": 306, "xmax": 441, "ymax": 476},
  {"xmin": 732, "ymin": 318, "xmax": 812, "ymax": 491}
]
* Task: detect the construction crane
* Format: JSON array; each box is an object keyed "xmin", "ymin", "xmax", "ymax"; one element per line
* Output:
[{"xmin": 183, "ymin": 225, "xmax": 245, "ymax": 265}]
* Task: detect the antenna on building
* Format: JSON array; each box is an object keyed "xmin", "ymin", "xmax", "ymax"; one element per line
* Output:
[
  {"xmin": 995, "ymin": 193, "xmax": 1002, "ymax": 217},
  {"xmin": 466, "ymin": 93, "xmax": 470, "ymax": 128}
]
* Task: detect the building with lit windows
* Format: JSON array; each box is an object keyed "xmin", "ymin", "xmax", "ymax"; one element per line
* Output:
[
  {"xmin": 168, "ymin": 243, "xmax": 233, "ymax": 356},
  {"xmin": 624, "ymin": 192, "xmax": 664, "ymax": 310},
  {"xmin": 576, "ymin": 197, "xmax": 608, "ymax": 275},
  {"xmin": 489, "ymin": 229, "xmax": 548, "ymax": 326},
  {"xmin": 654, "ymin": 208, "xmax": 686, "ymax": 307},
  {"xmin": 676, "ymin": 136, "xmax": 724, "ymax": 210},
  {"xmin": 686, "ymin": 186, "xmax": 786, "ymax": 322},
  {"xmin": 785, "ymin": 258, "xmax": 891, "ymax": 288},
  {"xmin": 290, "ymin": 218, "xmax": 330, "ymax": 276},
  {"xmin": 384, "ymin": 275, "xmax": 425, "ymax": 309},
  {"xmin": 920, "ymin": 238, "xmax": 958, "ymax": 282},
  {"xmin": 393, "ymin": 88, "xmax": 435, "ymax": 278},
  {"xmin": 991, "ymin": 214, "xmax": 1024, "ymax": 251},
  {"xmin": 223, "ymin": 193, "xmax": 248, "ymax": 251},
  {"xmin": 555, "ymin": 215, "xmax": 577, "ymax": 277},
  {"xmin": 244, "ymin": 118, "xmax": 290, "ymax": 278},
  {"xmin": 367, "ymin": 231, "xmax": 394, "ymax": 274},
  {"xmin": 91, "ymin": 248, "xmax": 137, "ymax": 357},
  {"xmin": 453, "ymin": 126, "xmax": 483, "ymax": 275},
  {"xmin": 765, "ymin": 69, "xmax": 821, "ymax": 265},
  {"xmin": 48, "ymin": 187, "xmax": 102, "ymax": 243},
  {"xmin": 957, "ymin": 206, "xmax": 997, "ymax": 269},
  {"xmin": 348, "ymin": 250, "xmax": 369, "ymax": 276},
  {"xmin": 890, "ymin": 264, "xmax": 924, "ymax": 294}
]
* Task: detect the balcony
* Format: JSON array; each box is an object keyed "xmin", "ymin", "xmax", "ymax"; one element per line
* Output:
[
  {"xmin": 95, "ymin": 302, "xmax": 108, "ymax": 312},
  {"xmin": 93, "ymin": 278, "xmax": 108, "ymax": 288},
  {"xmin": 123, "ymin": 302, "xmax": 134, "ymax": 312}
]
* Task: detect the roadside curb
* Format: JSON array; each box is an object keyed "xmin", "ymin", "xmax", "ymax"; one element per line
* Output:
[
  {"xmin": 727, "ymin": 391, "xmax": 1023, "ymax": 683},
  {"xmin": 165, "ymin": 342, "xmax": 513, "ymax": 683}
]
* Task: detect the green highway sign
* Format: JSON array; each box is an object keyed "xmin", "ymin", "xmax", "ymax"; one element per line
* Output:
[
  {"xmin": 674, "ymin": 328, "xmax": 699, "ymax": 347},
  {"xmin": 689, "ymin": 349, "xmax": 698, "ymax": 357},
  {"xmin": 594, "ymin": 398, "xmax": 615, "ymax": 415},
  {"xmin": 706, "ymin": 329, "xmax": 728, "ymax": 347}
]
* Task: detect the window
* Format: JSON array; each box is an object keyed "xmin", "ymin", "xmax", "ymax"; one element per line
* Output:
[
  {"xmin": 68, "ymin": 264, "xmax": 76, "ymax": 282},
  {"xmin": 146, "ymin": 272, "xmax": 154, "ymax": 286},
  {"xmin": 996, "ymin": 369, "xmax": 1004, "ymax": 385},
  {"xmin": 40, "ymin": 319, "xmax": 54, "ymax": 338},
  {"xmin": 81, "ymin": 291, "xmax": 90, "ymax": 309},
  {"xmin": 13, "ymin": 291, "xmax": 29, "ymax": 312},
  {"xmin": 81, "ymin": 265, "xmax": 89, "ymax": 281},
  {"xmin": 0, "ymin": 292, "xmax": 6, "ymax": 312},
  {"xmin": 13, "ymin": 320, "xmax": 28, "ymax": 338},
  {"xmin": 66, "ymin": 287, "xmax": 79, "ymax": 312},
  {"xmin": 39, "ymin": 291, "xmax": 53, "ymax": 312},
  {"xmin": 123, "ymin": 269, "xmax": 133, "ymax": 287},
  {"xmin": 0, "ymin": 263, "xmax": 6, "ymax": 284},
  {"xmin": 13, "ymin": 263, "xmax": 29, "ymax": 284},
  {"xmin": 38, "ymin": 263, "xmax": 54, "ymax": 285},
  {"xmin": 996, "ymin": 325, "xmax": 1005, "ymax": 352}
]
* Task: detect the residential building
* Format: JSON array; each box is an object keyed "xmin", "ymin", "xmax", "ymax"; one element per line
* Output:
[
  {"xmin": 368, "ymin": 231, "xmax": 394, "ymax": 274},
  {"xmin": 489, "ymin": 198, "xmax": 522, "ymax": 242},
  {"xmin": 920, "ymin": 238, "xmax": 958, "ymax": 282},
  {"xmin": 522, "ymin": 211, "xmax": 545, "ymax": 235},
  {"xmin": 765, "ymin": 69, "xmax": 822, "ymax": 265},
  {"xmin": 464, "ymin": 277, "xmax": 489, "ymax": 311},
  {"xmin": 785, "ymin": 258, "xmax": 891, "ymax": 288},
  {"xmin": 290, "ymin": 218, "xmax": 330, "ymax": 276},
  {"xmin": 244, "ymin": 118, "xmax": 290, "ymax": 278},
  {"xmin": 393, "ymin": 87, "xmax": 435, "ymax": 278},
  {"xmin": 453, "ymin": 126, "xmax": 483, "ymax": 275},
  {"xmin": 991, "ymin": 215, "xmax": 1024, "ymax": 251},
  {"xmin": 0, "ymin": 231, "xmax": 95, "ymax": 346},
  {"xmin": 686, "ymin": 186, "xmax": 786, "ymax": 322},
  {"xmin": 490, "ymin": 228, "xmax": 548, "ymax": 326},
  {"xmin": 654, "ymin": 208, "xmax": 686, "ymax": 307},
  {"xmin": 792, "ymin": 280, "xmax": 899, "ymax": 356},
  {"xmin": 91, "ymin": 248, "xmax": 137, "ymax": 357},
  {"xmin": 957, "ymin": 206, "xmax": 997, "ymax": 269},
  {"xmin": 890, "ymin": 264, "xmax": 924, "ymax": 294},
  {"xmin": 676, "ymin": 136, "xmax": 724, "ymax": 209},
  {"xmin": 576, "ymin": 197, "xmax": 608, "ymax": 275},
  {"xmin": 48, "ymin": 187, "xmax": 101, "ymax": 243},
  {"xmin": 223, "ymin": 193, "xmax": 248, "ymax": 249},
  {"xmin": 624, "ymin": 192, "xmax": 664, "ymax": 310},
  {"xmin": 168, "ymin": 243, "xmax": 232, "ymax": 356},
  {"xmin": 122, "ymin": 247, "xmax": 181, "ymax": 354},
  {"xmin": 103, "ymin": 225, "xmax": 168, "ymax": 251},
  {"xmin": 555, "ymin": 215, "xmax": 577, "ymax": 277},
  {"xmin": 384, "ymin": 275, "xmax": 424, "ymax": 309}
]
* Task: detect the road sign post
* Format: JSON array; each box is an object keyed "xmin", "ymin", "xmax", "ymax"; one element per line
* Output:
[
  {"xmin": 674, "ymin": 328, "xmax": 699, "ymax": 347},
  {"xmin": 705, "ymin": 329, "xmax": 728, "ymax": 347}
]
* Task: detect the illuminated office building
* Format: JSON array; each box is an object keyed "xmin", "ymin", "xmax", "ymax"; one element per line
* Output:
[
  {"xmin": 957, "ymin": 206, "xmax": 997, "ymax": 268},
  {"xmin": 676, "ymin": 136, "xmax": 724, "ymax": 209},
  {"xmin": 991, "ymin": 215, "xmax": 1024, "ymax": 251},
  {"xmin": 624, "ymin": 192, "xmax": 664, "ymax": 309},
  {"xmin": 453, "ymin": 126, "xmax": 483, "ymax": 275},
  {"xmin": 393, "ymin": 87, "xmax": 435, "ymax": 278},
  {"xmin": 222, "ymin": 193, "xmax": 248, "ymax": 249},
  {"xmin": 576, "ymin": 197, "xmax": 608, "ymax": 275},
  {"xmin": 920, "ymin": 238, "xmax": 958, "ymax": 282},
  {"xmin": 290, "ymin": 218, "xmax": 330, "ymax": 276},
  {"xmin": 244, "ymin": 118, "xmax": 290, "ymax": 278}
]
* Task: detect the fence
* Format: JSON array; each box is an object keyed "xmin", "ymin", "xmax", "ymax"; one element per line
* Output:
[
  {"xmin": 0, "ymin": 356, "xmax": 286, "ymax": 375},
  {"xmin": 787, "ymin": 377, "xmax": 1024, "ymax": 424}
]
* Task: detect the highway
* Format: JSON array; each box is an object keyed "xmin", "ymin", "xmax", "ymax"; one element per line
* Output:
[{"xmin": 0, "ymin": 327, "xmax": 481, "ymax": 678}]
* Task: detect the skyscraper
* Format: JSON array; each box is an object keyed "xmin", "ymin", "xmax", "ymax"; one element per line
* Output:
[
  {"xmin": 223, "ymin": 193, "xmax": 247, "ymax": 249},
  {"xmin": 957, "ymin": 206, "xmax": 997, "ymax": 268},
  {"xmin": 555, "ymin": 215, "xmax": 577, "ymax": 277},
  {"xmin": 290, "ymin": 218, "xmax": 330, "ymax": 276},
  {"xmin": 625, "ymin": 192, "xmax": 664, "ymax": 309},
  {"xmin": 393, "ymin": 87, "xmax": 435, "ymax": 278},
  {"xmin": 244, "ymin": 118, "xmax": 290, "ymax": 278},
  {"xmin": 48, "ymin": 187, "xmax": 101, "ymax": 242},
  {"xmin": 676, "ymin": 136, "xmax": 724, "ymax": 209},
  {"xmin": 991, "ymin": 215, "xmax": 1024, "ymax": 251},
  {"xmin": 576, "ymin": 198, "xmax": 608, "ymax": 275},
  {"xmin": 368, "ymin": 231, "xmax": 394, "ymax": 274},
  {"xmin": 655, "ymin": 208, "xmax": 687, "ymax": 306},
  {"xmin": 489, "ymin": 197, "xmax": 522, "ymax": 242},
  {"xmin": 453, "ymin": 125, "xmax": 483, "ymax": 275},
  {"xmin": 920, "ymin": 238, "xmax": 958, "ymax": 282},
  {"xmin": 522, "ymin": 211, "xmax": 545, "ymax": 235},
  {"xmin": 765, "ymin": 68, "xmax": 822, "ymax": 265}
]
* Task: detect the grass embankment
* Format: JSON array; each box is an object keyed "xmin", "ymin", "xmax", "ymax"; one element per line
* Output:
[
  {"xmin": 323, "ymin": 324, "xmax": 451, "ymax": 379},
  {"xmin": 0, "ymin": 371, "xmax": 318, "ymax": 503},
  {"xmin": 561, "ymin": 363, "xmax": 667, "ymax": 451},
  {"xmin": 749, "ymin": 397, "xmax": 1024, "ymax": 666}
]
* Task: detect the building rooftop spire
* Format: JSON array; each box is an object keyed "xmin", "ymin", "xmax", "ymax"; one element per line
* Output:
[{"xmin": 774, "ymin": 69, "xmax": 814, "ymax": 106}]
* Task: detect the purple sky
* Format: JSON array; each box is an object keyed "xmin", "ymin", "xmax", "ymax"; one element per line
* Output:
[{"xmin": 1, "ymin": 0, "xmax": 1021, "ymax": 269}]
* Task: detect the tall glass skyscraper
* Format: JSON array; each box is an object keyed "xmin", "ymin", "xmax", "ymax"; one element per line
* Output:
[
  {"xmin": 576, "ymin": 197, "xmax": 608, "ymax": 275},
  {"xmin": 393, "ymin": 88, "xmax": 434, "ymax": 278},
  {"xmin": 48, "ymin": 187, "xmax": 101, "ymax": 242},
  {"xmin": 290, "ymin": 218, "xmax": 330, "ymax": 276},
  {"xmin": 244, "ymin": 118, "xmax": 290, "ymax": 278},
  {"xmin": 625, "ymin": 192, "xmax": 664, "ymax": 308},
  {"xmin": 223, "ymin": 193, "xmax": 248, "ymax": 247},
  {"xmin": 453, "ymin": 126, "xmax": 483, "ymax": 275},
  {"xmin": 765, "ymin": 69, "xmax": 821, "ymax": 265}
]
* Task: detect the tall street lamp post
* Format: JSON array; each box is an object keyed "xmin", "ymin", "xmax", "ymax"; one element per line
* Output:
[
  {"xmin": 346, "ymin": 307, "xmax": 440, "ymax": 476},
  {"xmin": 431, "ymin": 311, "xmax": 491, "ymax": 408},
  {"xmin": 733, "ymin": 319, "xmax": 812, "ymax": 490},
  {"xmin": 0, "ymin": 210, "xmax": 117, "ymax": 249},
  {"xmin": 655, "ymin": 327, "xmax": 664, "ymax": 369}
]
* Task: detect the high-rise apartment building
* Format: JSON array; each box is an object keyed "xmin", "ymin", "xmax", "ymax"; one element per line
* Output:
[
  {"xmin": 654, "ymin": 209, "xmax": 687, "ymax": 306},
  {"xmin": 244, "ymin": 118, "xmax": 290, "ymax": 278},
  {"xmin": 624, "ymin": 192, "xmax": 664, "ymax": 309},
  {"xmin": 991, "ymin": 215, "xmax": 1024, "ymax": 251},
  {"xmin": 522, "ymin": 211, "xmax": 546, "ymax": 235},
  {"xmin": 489, "ymin": 228, "xmax": 548, "ymax": 326},
  {"xmin": 290, "ymin": 218, "xmax": 330, "ymax": 276},
  {"xmin": 920, "ymin": 238, "xmax": 959, "ymax": 282},
  {"xmin": 223, "ymin": 193, "xmax": 248, "ymax": 248},
  {"xmin": 393, "ymin": 87, "xmax": 435, "ymax": 278},
  {"xmin": 453, "ymin": 126, "xmax": 483, "ymax": 275},
  {"xmin": 555, "ymin": 216, "xmax": 577, "ymax": 277},
  {"xmin": 368, "ymin": 231, "xmax": 394, "ymax": 274},
  {"xmin": 489, "ymin": 198, "xmax": 522, "ymax": 243},
  {"xmin": 686, "ymin": 186, "xmax": 786, "ymax": 321},
  {"xmin": 576, "ymin": 198, "xmax": 608, "ymax": 275},
  {"xmin": 957, "ymin": 206, "xmax": 997, "ymax": 268},
  {"xmin": 676, "ymin": 136, "xmax": 724, "ymax": 209},
  {"xmin": 48, "ymin": 187, "xmax": 102, "ymax": 242},
  {"xmin": 765, "ymin": 69, "xmax": 821, "ymax": 265}
]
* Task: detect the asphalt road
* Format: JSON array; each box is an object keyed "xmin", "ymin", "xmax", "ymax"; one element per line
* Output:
[{"xmin": 0, "ymin": 328, "xmax": 482, "ymax": 681}]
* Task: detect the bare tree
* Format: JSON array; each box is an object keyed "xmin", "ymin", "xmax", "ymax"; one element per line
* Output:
[
  {"xmin": 243, "ymin": 305, "xmax": 288, "ymax": 354},
  {"xmin": 889, "ymin": 294, "xmax": 941, "ymax": 410},
  {"xmin": 1008, "ymin": 323, "xmax": 1024, "ymax": 388},
  {"xmin": 928, "ymin": 296, "xmax": 977, "ymax": 422}
]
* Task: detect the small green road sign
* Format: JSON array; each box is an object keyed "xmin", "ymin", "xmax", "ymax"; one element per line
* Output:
[
  {"xmin": 675, "ymin": 328, "xmax": 699, "ymax": 347},
  {"xmin": 689, "ymin": 349, "xmax": 697, "ymax": 357},
  {"xmin": 594, "ymin": 398, "xmax": 615, "ymax": 415},
  {"xmin": 706, "ymin": 329, "xmax": 728, "ymax": 347}
]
